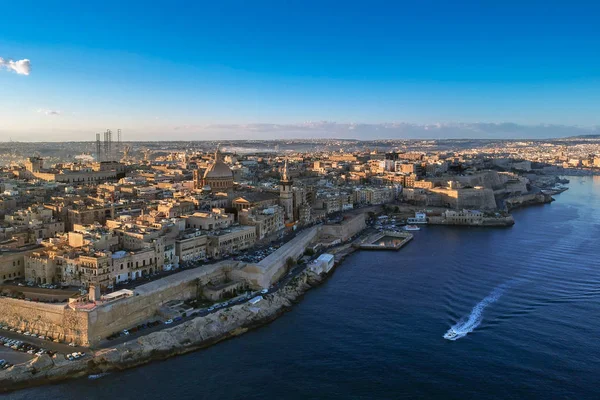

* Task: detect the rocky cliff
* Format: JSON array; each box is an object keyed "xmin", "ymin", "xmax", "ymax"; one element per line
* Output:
[{"xmin": 505, "ymin": 192, "xmax": 553, "ymax": 210}]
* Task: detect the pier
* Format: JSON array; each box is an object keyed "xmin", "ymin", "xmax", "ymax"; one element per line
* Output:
[{"xmin": 358, "ymin": 231, "xmax": 413, "ymax": 251}]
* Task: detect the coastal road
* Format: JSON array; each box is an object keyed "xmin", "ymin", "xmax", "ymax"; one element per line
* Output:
[
  {"xmin": 94, "ymin": 258, "xmax": 316, "ymax": 349},
  {"xmin": 95, "ymin": 227, "xmax": 371, "ymax": 350},
  {"xmin": 94, "ymin": 290, "xmax": 264, "ymax": 349},
  {"xmin": 0, "ymin": 346, "xmax": 34, "ymax": 365}
]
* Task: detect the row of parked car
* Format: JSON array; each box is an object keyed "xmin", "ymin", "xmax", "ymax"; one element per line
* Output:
[
  {"xmin": 16, "ymin": 282, "xmax": 63, "ymax": 290},
  {"xmin": 234, "ymin": 244, "xmax": 282, "ymax": 264},
  {"xmin": 102, "ymin": 289, "xmax": 272, "ymax": 342},
  {"xmin": 105, "ymin": 320, "xmax": 162, "ymax": 340},
  {"xmin": 1, "ymin": 336, "xmax": 54, "ymax": 359},
  {"xmin": 65, "ymin": 351, "xmax": 85, "ymax": 361},
  {"xmin": 0, "ymin": 292, "xmax": 66, "ymax": 304},
  {"xmin": 0, "ymin": 325, "xmax": 63, "ymax": 343}
]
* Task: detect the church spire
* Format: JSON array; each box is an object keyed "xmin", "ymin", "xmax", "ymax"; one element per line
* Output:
[
  {"xmin": 282, "ymin": 158, "xmax": 289, "ymax": 181},
  {"xmin": 214, "ymin": 144, "xmax": 221, "ymax": 162}
]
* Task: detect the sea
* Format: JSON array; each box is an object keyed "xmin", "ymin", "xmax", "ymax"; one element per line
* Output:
[{"xmin": 3, "ymin": 176, "xmax": 600, "ymax": 399}]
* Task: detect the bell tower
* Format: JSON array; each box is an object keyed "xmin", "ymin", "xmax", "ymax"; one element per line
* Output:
[{"xmin": 279, "ymin": 159, "xmax": 294, "ymax": 221}]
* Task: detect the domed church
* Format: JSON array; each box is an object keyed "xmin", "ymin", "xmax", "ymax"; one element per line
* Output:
[{"xmin": 202, "ymin": 146, "xmax": 234, "ymax": 191}]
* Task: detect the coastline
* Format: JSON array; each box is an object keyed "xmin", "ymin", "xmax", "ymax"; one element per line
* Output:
[
  {"xmin": 505, "ymin": 192, "xmax": 554, "ymax": 211},
  {"xmin": 0, "ymin": 189, "xmax": 563, "ymax": 393},
  {"xmin": 0, "ymin": 254, "xmax": 340, "ymax": 393}
]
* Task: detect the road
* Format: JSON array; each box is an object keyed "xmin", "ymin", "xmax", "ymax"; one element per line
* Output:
[
  {"xmin": 94, "ymin": 290, "xmax": 266, "ymax": 349},
  {"xmin": 95, "ymin": 256, "xmax": 318, "ymax": 349},
  {"xmin": 0, "ymin": 346, "xmax": 34, "ymax": 365}
]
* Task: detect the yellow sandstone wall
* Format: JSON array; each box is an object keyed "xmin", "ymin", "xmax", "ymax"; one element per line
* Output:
[
  {"xmin": 86, "ymin": 261, "xmax": 235, "ymax": 344},
  {"xmin": 0, "ymin": 298, "xmax": 89, "ymax": 344}
]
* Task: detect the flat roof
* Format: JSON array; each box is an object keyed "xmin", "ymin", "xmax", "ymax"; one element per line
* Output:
[
  {"xmin": 317, "ymin": 253, "xmax": 334, "ymax": 262},
  {"xmin": 102, "ymin": 289, "xmax": 134, "ymax": 300}
]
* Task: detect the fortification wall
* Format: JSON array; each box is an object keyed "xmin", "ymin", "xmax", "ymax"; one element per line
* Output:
[
  {"xmin": 456, "ymin": 188, "xmax": 497, "ymax": 210},
  {"xmin": 319, "ymin": 213, "xmax": 367, "ymax": 241},
  {"xmin": 86, "ymin": 261, "xmax": 236, "ymax": 344},
  {"xmin": 429, "ymin": 187, "xmax": 497, "ymax": 210},
  {"xmin": 87, "ymin": 281, "xmax": 195, "ymax": 344},
  {"xmin": 457, "ymin": 171, "xmax": 503, "ymax": 190},
  {"xmin": 0, "ymin": 298, "xmax": 89, "ymax": 344},
  {"xmin": 234, "ymin": 226, "xmax": 319, "ymax": 289}
]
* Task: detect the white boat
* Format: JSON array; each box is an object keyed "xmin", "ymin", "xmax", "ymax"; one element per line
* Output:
[
  {"xmin": 403, "ymin": 225, "xmax": 421, "ymax": 231},
  {"xmin": 406, "ymin": 218, "xmax": 428, "ymax": 224},
  {"xmin": 443, "ymin": 329, "xmax": 459, "ymax": 340}
]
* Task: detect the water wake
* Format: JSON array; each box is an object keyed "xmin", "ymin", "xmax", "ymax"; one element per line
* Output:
[
  {"xmin": 88, "ymin": 373, "xmax": 110, "ymax": 380},
  {"xmin": 444, "ymin": 281, "xmax": 513, "ymax": 341}
]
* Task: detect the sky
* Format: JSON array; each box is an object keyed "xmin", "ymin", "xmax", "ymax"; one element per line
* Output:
[{"xmin": 1, "ymin": 0, "xmax": 600, "ymax": 141}]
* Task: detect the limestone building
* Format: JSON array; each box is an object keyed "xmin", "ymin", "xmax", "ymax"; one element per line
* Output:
[{"xmin": 238, "ymin": 205, "xmax": 285, "ymax": 240}]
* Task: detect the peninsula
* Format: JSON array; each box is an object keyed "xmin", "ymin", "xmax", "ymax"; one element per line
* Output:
[{"xmin": 0, "ymin": 137, "xmax": 593, "ymax": 392}]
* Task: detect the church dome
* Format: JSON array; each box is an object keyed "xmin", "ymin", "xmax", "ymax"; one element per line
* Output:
[{"xmin": 203, "ymin": 161, "xmax": 233, "ymax": 179}]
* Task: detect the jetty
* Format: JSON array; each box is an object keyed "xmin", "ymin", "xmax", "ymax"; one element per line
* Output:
[{"xmin": 358, "ymin": 231, "xmax": 413, "ymax": 251}]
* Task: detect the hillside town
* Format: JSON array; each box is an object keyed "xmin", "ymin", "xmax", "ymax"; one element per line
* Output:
[
  {"xmin": 2, "ymin": 137, "xmax": 599, "ymax": 292},
  {"xmin": 0, "ymin": 136, "xmax": 599, "ymax": 385}
]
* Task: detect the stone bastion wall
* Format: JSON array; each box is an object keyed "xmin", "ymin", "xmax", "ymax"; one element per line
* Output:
[
  {"xmin": 0, "ymin": 214, "xmax": 368, "ymax": 347},
  {"xmin": 0, "ymin": 298, "xmax": 89, "ymax": 344},
  {"xmin": 86, "ymin": 261, "xmax": 239, "ymax": 345}
]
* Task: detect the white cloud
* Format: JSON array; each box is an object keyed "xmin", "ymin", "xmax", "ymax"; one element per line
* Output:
[
  {"xmin": 0, "ymin": 57, "xmax": 31, "ymax": 75},
  {"xmin": 37, "ymin": 109, "xmax": 61, "ymax": 116}
]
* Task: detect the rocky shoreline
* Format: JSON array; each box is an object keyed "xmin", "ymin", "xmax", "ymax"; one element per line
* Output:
[
  {"xmin": 505, "ymin": 192, "xmax": 554, "ymax": 211},
  {"xmin": 0, "ymin": 268, "xmax": 328, "ymax": 393}
]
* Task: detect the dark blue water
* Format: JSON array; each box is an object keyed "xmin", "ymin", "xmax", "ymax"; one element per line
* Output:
[{"xmin": 5, "ymin": 176, "xmax": 600, "ymax": 399}]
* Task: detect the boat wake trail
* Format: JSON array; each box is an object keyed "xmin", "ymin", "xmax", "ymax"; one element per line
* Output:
[
  {"xmin": 88, "ymin": 372, "xmax": 110, "ymax": 380},
  {"xmin": 444, "ymin": 281, "xmax": 514, "ymax": 341}
]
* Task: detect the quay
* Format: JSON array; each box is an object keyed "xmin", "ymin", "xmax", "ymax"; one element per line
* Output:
[{"xmin": 358, "ymin": 230, "xmax": 413, "ymax": 251}]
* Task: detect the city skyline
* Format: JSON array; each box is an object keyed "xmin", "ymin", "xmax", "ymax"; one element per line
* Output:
[{"xmin": 2, "ymin": 1, "xmax": 600, "ymax": 140}]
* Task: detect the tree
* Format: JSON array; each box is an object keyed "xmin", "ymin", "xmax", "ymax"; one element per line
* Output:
[{"xmin": 286, "ymin": 257, "xmax": 296, "ymax": 268}]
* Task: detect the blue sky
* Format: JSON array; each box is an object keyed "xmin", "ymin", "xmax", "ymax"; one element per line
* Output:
[{"xmin": 1, "ymin": 0, "xmax": 600, "ymax": 140}]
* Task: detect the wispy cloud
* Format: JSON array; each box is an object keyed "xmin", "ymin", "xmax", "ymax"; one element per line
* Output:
[
  {"xmin": 0, "ymin": 57, "xmax": 31, "ymax": 75},
  {"xmin": 170, "ymin": 121, "xmax": 600, "ymax": 139},
  {"xmin": 37, "ymin": 109, "xmax": 61, "ymax": 116}
]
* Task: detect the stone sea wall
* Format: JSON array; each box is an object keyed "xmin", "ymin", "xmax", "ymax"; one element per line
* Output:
[
  {"xmin": 0, "ymin": 268, "xmax": 326, "ymax": 393},
  {"xmin": 0, "ymin": 260, "xmax": 237, "ymax": 347},
  {"xmin": 0, "ymin": 298, "xmax": 88, "ymax": 344},
  {"xmin": 428, "ymin": 215, "xmax": 515, "ymax": 227}
]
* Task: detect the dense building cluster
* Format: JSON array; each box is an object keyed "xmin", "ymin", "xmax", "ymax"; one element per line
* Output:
[{"xmin": 1, "ymin": 138, "xmax": 599, "ymax": 292}]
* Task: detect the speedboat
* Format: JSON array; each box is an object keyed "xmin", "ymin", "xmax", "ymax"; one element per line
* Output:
[
  {"xmin": 403, "ymin": 225, "xmax": 421, "ymax": 231},
  {"xmin": 443, "ymin": 329, "xmax": 459, "ymax": 340}
]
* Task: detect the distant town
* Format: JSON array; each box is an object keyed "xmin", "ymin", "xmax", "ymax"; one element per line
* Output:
[{"xmin": 1, "ymin": 135, "xmax": 599, "ymax": 389}]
